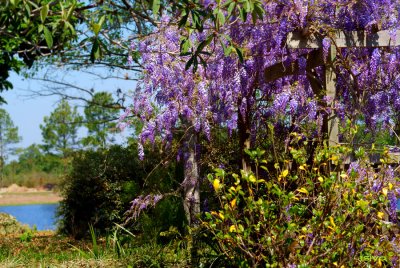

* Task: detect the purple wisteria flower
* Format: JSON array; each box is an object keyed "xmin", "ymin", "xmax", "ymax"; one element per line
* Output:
[{"xmin": 127, "ymin": 194, "xmax": 164, "ymax": 221}]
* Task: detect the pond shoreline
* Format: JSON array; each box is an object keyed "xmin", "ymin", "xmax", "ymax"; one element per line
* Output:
[{"xmin": 0, "ymin": 191, "xmax": 62, "ymax": 206}]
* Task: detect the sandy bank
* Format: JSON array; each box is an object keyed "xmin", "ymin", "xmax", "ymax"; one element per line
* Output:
[{"xmin": 0, "ymin": 184, "xmax": 62, "ymax": 205}]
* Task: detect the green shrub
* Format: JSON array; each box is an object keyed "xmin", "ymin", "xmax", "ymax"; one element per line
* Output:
[
  {"xmin": 201, "ymin": 143, "xmax": 400, "ymax": 267},
  {"xmin": 58, "ymin": 144, "xmax": 183, "ymax": 239}
]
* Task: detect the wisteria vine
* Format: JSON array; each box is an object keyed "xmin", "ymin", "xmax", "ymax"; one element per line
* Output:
[{"xmin": 125, "ymin": 0, "xmax": 400, "ymax": 232}]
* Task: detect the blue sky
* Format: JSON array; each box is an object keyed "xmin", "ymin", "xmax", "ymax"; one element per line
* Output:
[{"xmin": 3, "ymin": 68, "xmax": 136, "ymax": 159}]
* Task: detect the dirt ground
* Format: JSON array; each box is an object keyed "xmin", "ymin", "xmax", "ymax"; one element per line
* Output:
[{"xmin": 0, "ymin": 184, "xmax": 61, "ymax": 205}]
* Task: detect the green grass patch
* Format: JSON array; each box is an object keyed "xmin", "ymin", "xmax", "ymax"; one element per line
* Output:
[{"xmin": 0, "ymin": 231, "xmax": 191, "ymax": 267}]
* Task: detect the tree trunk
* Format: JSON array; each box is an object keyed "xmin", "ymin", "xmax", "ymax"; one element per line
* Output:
[
  {"xmin": 183, "ymin": 137, "xmax": 200, "ymax": 225},
  {"xmin": 238, "ymin": 100, "xmax": 252, "ymax": 173},
  {"xmin": 182, "ymin": 131, "xmax": 200, "ymax": 265}
]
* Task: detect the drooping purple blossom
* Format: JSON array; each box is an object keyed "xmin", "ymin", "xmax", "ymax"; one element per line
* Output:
[{"xmin": 126, "ymin": 194, "xmax": 163, "ymax": 221}]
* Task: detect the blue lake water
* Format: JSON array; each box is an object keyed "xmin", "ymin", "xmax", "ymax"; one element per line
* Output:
[{"xmin": 0, "ymin": 203, "xmax": 59, "ymax": 230}]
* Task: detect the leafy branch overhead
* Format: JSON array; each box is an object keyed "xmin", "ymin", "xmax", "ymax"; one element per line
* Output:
[
  {"xmin": 170, "ymin": 0, "xmax": 265, "ymax": 71},
  {"xmin": 0, "ymin": 0, "xmax": 79, "ymax": 96}
]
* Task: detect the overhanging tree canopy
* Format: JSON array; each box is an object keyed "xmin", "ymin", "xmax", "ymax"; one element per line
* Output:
[{"xmin": 0, "ymin": 0, "xmax": 80, "ymax": 98}]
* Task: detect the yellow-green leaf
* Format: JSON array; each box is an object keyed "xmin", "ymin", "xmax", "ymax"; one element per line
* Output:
[
  {"xmin": 92, "ymin": 16, "xmax": 105, "ymax": 36},
  {"xmin": 43, "ymin": 26, "xmax": 53, "ymax": 48},
  {"xmin": 152, "ymin": 0, "xmax": 160, "ymax": 18},
  {"xmin": 40, "ymin": 4, "xmax": 49, "ymax": 23},
  {"xmin": 249, "ymin": 174, "xmax": 256, "ymax": 183},
  {"xmin": 297, "ymin": 188, "xmax": 309, "ymax": 195}
]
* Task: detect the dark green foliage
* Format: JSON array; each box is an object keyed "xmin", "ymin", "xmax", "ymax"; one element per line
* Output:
[
  {"xmin": 135, "ymin": 196, "xmax": 186, "ymax": 243},
  {"xmin": 82, "ymin": 92, "xmax": 119, "ymax": 148},
  {"xmin": 0, "ymin": 0, "xmax": 78, "ymax": 97},
  {"xmin": 15, "ymin": 144, "xmax": 64, "ymax": 174},
  {"xmin": 58, "ymin": 143, "xmax": 184, "ymax": 239},
  {"xmin": 40, "ymin": 99, "xmax": 82, "ymax": 157}
]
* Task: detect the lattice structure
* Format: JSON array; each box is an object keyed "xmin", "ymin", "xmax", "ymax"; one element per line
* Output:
[{"xmin": 264, "ymin": 30, "xmax": 400, "ymax": 164}]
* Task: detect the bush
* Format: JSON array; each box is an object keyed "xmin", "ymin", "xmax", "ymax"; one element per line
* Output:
[
  {"xmin": 0, "ymin": 213, "xmax": 29, "ymax": 235},
  {"xmin": 58, "ymin": 144, "xmax": 183, "ymax": 239},
  {"xmin": 201, "ymin": 143, "xmax": 400, "ymax": 267}
]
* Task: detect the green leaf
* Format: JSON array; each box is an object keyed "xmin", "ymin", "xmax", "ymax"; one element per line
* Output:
[
  {"xmin": 43, "ymin": 26, "xmax": 53, "ymax": 48},
  {"xmin": 235, "ymin": 46, "xmax": 244, "ymax": 62},
  {"xmin": 191, "ymin": 10, "xmax": 202, "ymax": 30},
  {"xmin": 244, "ymin": 0, "xmax": 252, "ymax": 13},
  {"xmin": 254, "ymin": 2, "xmax": 265, "ymax": 18},
  {"xmin": 90, "ymin": 38, "xmax": 101, "ymax": 63},
  {"xmin": 185, "ymin": 55, "xmax": 195, "ymax": 71},
  {"xmin": 60, "ymin": 3, "xmax": 65, "ymax": 20},
  {"xmin": 217, "ymin": 10, "xmax": 225, "ymax": 26},
  {"xmin": 25, "ymin": 3, "xmax": 31, "ymax": 16},
  {"xmin": 180, "ymin": 38, "xmax": 191, "ymax": 54},
  {"xmin": 196, "ymin": 34, "xmax": 213, "ymax": 55},
  {"xmin": 64, "ymin": 21, "xmax": 75, "ymax": 35},
  {"xmin": 66, "ymin": 2, "xmax": 76, "ymax": 20},
  {"xmin": 92, "ymin": 24, "xmax": 101, "ymax": 36},
  {"xmin": 40, "ymin": 4, "xmax": 49, "ymax": 23},
  {"xmin": 227, "ymin": 2, "xmax": 236, "ymax": 17},
  {"xmin": 152, "ymin": 0, "xmax": 160, "ymax": 18},
  {"xmin": 178, "ymin": 14, "xmax": 189, "ymax": 28},
  {"xmin": 239, "ymin": 7, "xmax": 247, "ymax": 21},
  {"xmin": 10, "ymin": 0, "xmax": 16, "ymax": 6},
  {"xmin": 220, "ymin": 41, "xmax": 232, "ymax": 56},
  {"xmin": 92, "ymin": 16, "xmax": 105, "ymax": 36}
]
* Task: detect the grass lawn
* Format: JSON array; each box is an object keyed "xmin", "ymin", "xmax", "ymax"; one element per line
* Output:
[{"xmin": 0, "ymin": 231, "xmax": 190, "ymax": 267}]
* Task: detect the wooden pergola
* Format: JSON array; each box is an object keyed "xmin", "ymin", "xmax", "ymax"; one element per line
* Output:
[{"xmin": 263, "ymin": 29, "xmax": 400, "ymax": 164}]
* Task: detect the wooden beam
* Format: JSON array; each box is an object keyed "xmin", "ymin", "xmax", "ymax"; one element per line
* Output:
[
  {"xmin": 287, "ymin": 30, "xmax": 400, "ymax": 49},
  {"xmin": 264, "ymin": 49, "xmax": 323, "ymax": 82}
]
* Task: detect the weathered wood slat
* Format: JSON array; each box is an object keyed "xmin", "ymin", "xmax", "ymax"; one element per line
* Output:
[
  {"xmin": 264, "ymin": 49, "xmax": 323, "ymax": 82},
  {"xmin": 287, "ymin": 30, "xmax": 400, "ymax": 49}
]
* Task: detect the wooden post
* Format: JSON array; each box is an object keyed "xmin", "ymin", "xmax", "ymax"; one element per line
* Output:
[{"xmin": 325, "ymin": 46, "xmax": 339, "ymax": 146}]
